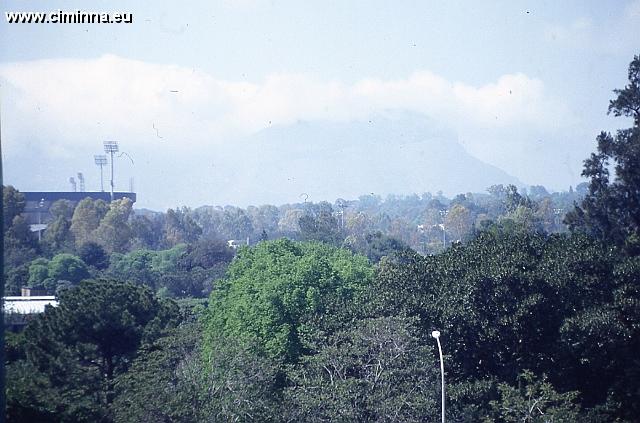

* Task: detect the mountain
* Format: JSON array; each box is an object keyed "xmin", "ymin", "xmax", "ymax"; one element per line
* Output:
[
  {"xmin": 4, "ymin": 111, "xmax": 522, "ymax": 209},
  {"xmin": 225, "ymin": 111, "xmax": 522, "ymax": 205}
]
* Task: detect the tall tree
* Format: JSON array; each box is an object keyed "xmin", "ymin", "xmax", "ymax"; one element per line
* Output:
[
  {"xmin": 94, "ymin": 198, "xmax": 133, "ymax": 253},
  {"xmin": 70, "ymin": 198, "xmax": 108, "ymax": 248},
  {"xmin": 3, "ymin": 185, "xmax": 25, "ymax": 231},
  {"xmin": 566, "ymin": 54, "xmax": 640, "ymax": 253}
]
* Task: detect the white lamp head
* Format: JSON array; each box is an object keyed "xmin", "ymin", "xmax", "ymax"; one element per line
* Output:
[{"xmin": 432, "ymin": 330, "xmax": 441, "ymax": 339}]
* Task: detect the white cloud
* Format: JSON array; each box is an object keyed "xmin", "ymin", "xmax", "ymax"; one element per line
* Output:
[{"xmin": 0, "ymin": 54, "xmax": 574, "ymax": 155}]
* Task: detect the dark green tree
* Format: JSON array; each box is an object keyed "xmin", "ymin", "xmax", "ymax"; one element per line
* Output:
[
  {"xmin": 6, "ymin": 279, "xmax": 179, "ymax": 421},
  {"xmin": 284, "ymin": 317, "xmax": 440, "ymax": 422},
  {"xmin": 78, "ymin": 242, "xmax": 109, "ymax": 270},
  {"xmin": 3, "ymin": 185, "xmax": 25, "ymax": 231},
  {"xmin": 566, "ymin": 54, "xmax": 640, "ymax": 253},
  {"xmin": 486, "ymin": 370, "xmax": 582, "ymax": 423}
]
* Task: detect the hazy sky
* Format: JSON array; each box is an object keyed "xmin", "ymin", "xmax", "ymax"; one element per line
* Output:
[{"xmin": 1, "ymin": 0, "xmax": 638, "ymax": 209}]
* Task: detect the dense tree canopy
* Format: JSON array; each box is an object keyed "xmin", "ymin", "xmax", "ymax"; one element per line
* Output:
[
  {"xmin": 203, "ymin": 239, "xmax": 374, "ymax": 363},
  {"xmin": 6, "ymin": 280, "xmax": 179, "ymax": 422}
]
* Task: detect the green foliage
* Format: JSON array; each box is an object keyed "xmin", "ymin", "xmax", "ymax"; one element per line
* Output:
[
  {"xmin": 112, "ymin": 322, "xmax": 203, "ymax": 423},
  {"xmin": 106, "ymin": 242, "xmax": 230, "ymax": 298},
  {"xmin": 344, "ymin": 230, "xmax": 409, "ymax": 263},
  {"xmin": 298, "ymin": 202, "xmax": 344, "ymax": 246},
  {"xmin": 177, "ymin": 238, "xmax": 234, "ymax": 270},
  {"xmin": 566, "ymin": 55, "xmax": 640, "ymax": 253},
  {"xmin": 2, "ymin": 194, "xmax": 39, "ymax": 270},
  {"xmin": 47, "ymin": 253, "xmax": 90, "ymax": 285},
  {"xmin": 70, "ymin": 198, "xmax": 108, "ymax": 248},
  {"xmin": 372, "ymin": 228, "xmax": 640, "ymax": 420},
  {"xmin": 164, "ymin": 207, "xmax": 203, "ymax": 246},
  {"xmin": 486, "ymin": 370, "xmax": 582, "ymax": 422},
  {"xmin": 284, "ymin": 317, "xmax": 440, "ymax": 422},
  {"xmin": 49, "ymin": 199, "xmax": 75, "ymax": 220},
  {"xmin": 78, "ymin": 241, "xmax": 109, "ymax": 269},
  {"xmin": 6, "ymin": 280, "xmax": 179, "ymax": 422},
  {"xmin": 3, "ymin": 185, "xmax": 26, "ymax": 230},
  {"xmin": 203, "ymin": 239, "xmax": 374, "ymax": 363},
  {"xmin": 42, "ymin": 215, "xmax": 75, "ymax": 254},
  {"xmin": 25, "ymin": 254, "xmax": 90, "ymax": 294},
  {"xmin": 5, "ymin": 263, "xmax": 29, "ymax": 295},
  {"xmin": 108, "ymin": 250, "xmax": 159, "ymax": 288},
  {"xmin": 27, "ymin": 257, "xmax": 50, "ymax": 287},
  {"xmin": 94, "ymin": 198, "xmax": 134, "ymax": 253}
]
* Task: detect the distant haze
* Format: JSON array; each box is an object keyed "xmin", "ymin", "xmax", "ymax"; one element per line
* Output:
[{"xmin": 228, "ymin": 112, "xmax": 522, "ymax": 205}]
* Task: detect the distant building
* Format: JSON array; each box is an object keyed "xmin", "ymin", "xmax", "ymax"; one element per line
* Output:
[
  {"xmin": 3, "ymin": 295, "xmax": 58, "ymax": 330},
  {"xmin": 227, "ymin": 238, "xmax": 249, "ymax": 249},
  {"xmin": 22, "ymin": 191, "xmax": 137, "ymax": 225}
]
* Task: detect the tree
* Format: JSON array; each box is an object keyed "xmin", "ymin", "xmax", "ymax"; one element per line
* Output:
[
  {"xmin": 107, "ymin": 250, "xmax": 159, "ymax": 289},
  {"xmin": 164, "ymin": 207, "xmax": 203, "ymax": 246},
  {"xmin": 47, "ymin": 253, "xmax": 90, "ymax": 285},
  {"xmin": 5, "ymin": 263, "xmax": 29, "ymax": 296},
  {"xmin": 486, "ymin": 371, "xmax": 582, "ymax": 423},
  {"xmin": 93, "ymin": 198, "xmax": 133, "ymax": 253},
  {"xmin": 445, "ymin": 204, "xmax": 474, "ymax": 242},
  {"xmin": 6, "ymin": 280, "xmax": 179, "ymax": 421},
  {"xmin": 284, "ymin": 317, "xmax": 440, "ymax": 422},
  {"xmin": 203, "ymin": 239, "xmax": 374, "ymax": 363},
  {"xmin": 4, "ymin": 197, "xmax": 39, "ymax": 268},
  {"xmin": 49, "ymin": 199, "xmax": 75, "ymax": 220},
  {"xmin": 70, "ymin": 198, "xmax": 108, "ymax": 248},
  {"xmin": 278, "ymin": 208, "xmax": 304, "ymax": 234},
  {"xmin": 27, "ymin": 258, "xmax": 50, "ymax": 287},
  {"xmin": 42, "ymin": 215, "xmax": 74, "ymax": 254},
  {"xmin": 370, "ymin": 227, "xmax": 640, "ymax": 419},
  {"xmin": 345, "ymin": 231, "xmax": 408, "ymax": 263},
  {"xmin": 298, "ymin": 203, "xmax": 344, "ymax": 246},
  {"xmin": 566, "ymin": 55, "xmax": 640, "ymax": 253},
  {"xmin": 78, "ymin": 242, "xmax": 109, "ymax": 270},
  {"xmin": 3, "ymin": 185, "xmax": 25, "ymax": 230}
]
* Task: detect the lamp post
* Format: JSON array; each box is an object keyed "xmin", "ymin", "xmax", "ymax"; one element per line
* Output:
[
  {"xmin": 103, "ymin": 141, "xmax": 119, "ymax": 201},
  {"xmin": 37, "ymin": 198, "xmax": 45, "ymax": 242},
  {"xmin": 439, "ymin": 210, "xmax": 449, "ymax": 249},
  {"xmin": 432, "ymin": 330, "xmax": 445, "ymax": 423}
]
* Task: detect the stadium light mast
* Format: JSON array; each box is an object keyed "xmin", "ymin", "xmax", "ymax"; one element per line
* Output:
[
  {"xmin": 94, "ymin": 155, "xmax": 107, "ymax": 192},
  {"xmin": 103, "ymin": 141, "xmax": 119, "ymax": 201}
]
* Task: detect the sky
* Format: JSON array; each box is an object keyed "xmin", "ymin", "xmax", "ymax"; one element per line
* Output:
[{"xmin": 1, "ymin": 0, "xmax": 638, "ymax": 210}]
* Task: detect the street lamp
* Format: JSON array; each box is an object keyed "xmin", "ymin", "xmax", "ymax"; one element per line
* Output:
[
  {"xmin": 103, "ymin": 141, "xmax": 119, "ymax": 201},
  {"xmin": 37, "ymin": 198, "xmax": 45, "ymax": 242},
  {"xmin": 432, "ymin": 330, "xmax": 445, "ymax": 423},
  {"xmin": 439, "ymin": 210, "xmax": 449, "ymax": 249}
]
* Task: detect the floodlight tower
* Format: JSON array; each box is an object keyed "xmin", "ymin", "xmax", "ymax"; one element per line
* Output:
[
  {"xmin": 103, "ymin": 141, "xmax": 119, "ymax": 201},
  {"xmin": 77, "ymin": 172, "xmax": 85, "ymax": 192},
  {"xmin": 94, "ymin": 155, "xmax": 107, "ymax": 192}
]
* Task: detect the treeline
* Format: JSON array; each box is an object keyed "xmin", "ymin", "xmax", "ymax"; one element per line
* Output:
[
  {"xmin": 4, "ymin": 181, "xmax": 580, "ymax": 298},
  {"xmin": 4, "ymin": 54, "xmax": 640, "ymax": 422}
]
